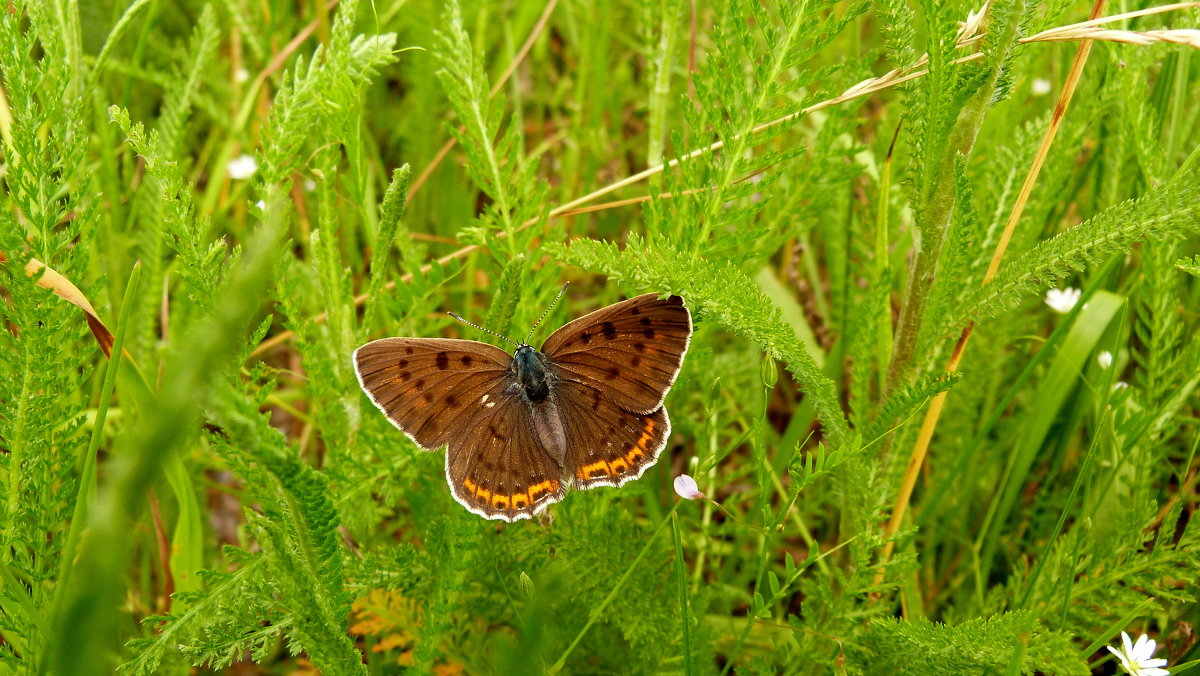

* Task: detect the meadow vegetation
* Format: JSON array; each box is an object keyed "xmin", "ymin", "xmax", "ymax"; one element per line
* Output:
[{"xmin": 1, "ymin": 0, "xmax": 1199, "ymax": 673}]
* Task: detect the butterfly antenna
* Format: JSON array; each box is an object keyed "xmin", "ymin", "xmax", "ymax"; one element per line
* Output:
[
  {"xmin": 526, "ymin": 282, "xmax": 569, "ymax": 345},
  {"xmin": 448, "ymin": 312, "xmax": 521, "ymax": 349}
]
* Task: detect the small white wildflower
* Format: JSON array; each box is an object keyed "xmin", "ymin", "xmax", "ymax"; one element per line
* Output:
[
  {"xmin": 1106, "ymin": 631, "xmax": 1169, "ymax": 676},
  {"xmin": 255, "ymin": 199, "xmax": 266, "ymax": 211},
  {"xmin": 1045, "ymin": 287, "xmax": 1081, "ymax": 314},
  {"xmin": 227, "ymin": 153, "xmax": 258, "ymax": 180},
  {"xmin": 235, "ymin": 67, "xmax": 250, "ymax": 84},
  {"xmin": 673, "ymin": 474, "xmax": 704, "ymax": 501},
  {"xmin": 1032, "ymin": 78, "xmax": 1053, "ymax": 96},
  {"xmin": 1113, "ymin": 381, "xmax": 1129, "ymax": 391},
  {"xmin": 1098, "ymin": 351, "xmax": 1113, "ymax": 369},
  {"xmin": 304, "ymin": 178, "xmax": 317, "ymax": 192}
]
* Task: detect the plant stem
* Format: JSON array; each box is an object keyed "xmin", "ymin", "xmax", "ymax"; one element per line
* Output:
[{"xmin": 550, "ymin": 502, "xmax": 681, "ymax": 672}]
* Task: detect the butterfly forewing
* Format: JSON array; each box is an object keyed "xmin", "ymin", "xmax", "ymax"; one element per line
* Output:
[
  {"xmin": 353, "ymin": 338, "xmax": 511, "ymax": 449},
  {"xmin": 353, "ymin": 337, "xmax": 566, "ymax": 522},
  {"xmin": 553, "ymin": 379, "xmax": 670, "ymax": 489},
  {"xmin": 541, "ymin": 294, "xmax": 691, "ymax": 415}
]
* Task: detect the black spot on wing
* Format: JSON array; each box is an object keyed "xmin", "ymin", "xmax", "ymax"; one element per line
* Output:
[{"xmin": 436, "ymin": 352, "xmax": 450, "ymax": 370}]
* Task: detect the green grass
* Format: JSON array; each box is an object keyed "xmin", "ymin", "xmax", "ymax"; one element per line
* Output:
[{"xmin": 1, "ymin": 0, "xmax": 1199, "ymax": 674}]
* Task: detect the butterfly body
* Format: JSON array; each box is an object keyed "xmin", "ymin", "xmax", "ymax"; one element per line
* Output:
[
  {"xmin": 354, "ymin": 293, "xmax": 692, "ymax": 522},
  {"xmin": 511, "ymin": 344, "xmax": 553, "ymax": 403}
]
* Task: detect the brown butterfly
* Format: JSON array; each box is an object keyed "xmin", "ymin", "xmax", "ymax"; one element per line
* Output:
[{"xmin": 353, "ymin": 287, "xmax": 692, "ymax": 522}]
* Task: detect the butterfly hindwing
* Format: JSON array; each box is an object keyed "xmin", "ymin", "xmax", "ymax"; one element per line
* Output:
[
  {"xmin": 445, "ymin": 394, "xmax": 567, "ymax": 521},
  {"xmin": 553, "ymin": 378, "xmax": 670, "ymax": 489},
  {"xmin": 541, "ymin": 294, "xmax": 691, "ymax": 415}
]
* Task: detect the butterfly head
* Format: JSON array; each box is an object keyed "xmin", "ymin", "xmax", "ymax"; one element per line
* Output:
[{"xmin": 512, "ymin": 344, "xmax": 552, "ymax": 402}]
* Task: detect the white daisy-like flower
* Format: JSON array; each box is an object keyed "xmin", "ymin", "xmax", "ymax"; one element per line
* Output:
[
  {"xmin": 1045, "ymin": 287, "xmax": 1081, "ymax": 314},
  {"xmin": 1098, "ymin": 351, "xmax": 1113, "ymax": 369},
  {"xmin": 1106, "ymin": 631, "xmax": 1169, "ymax": 675},
  {"xmin": 673, "ymin": 474, "xmax": 704, "ymax": 501},
  {"xmin": 227, "ymin": 153, "xmax": 258, "ymax": 180},
  {"xmin": 1032, "ymin": 78, "xmax": 1052, "ymax": 95}
]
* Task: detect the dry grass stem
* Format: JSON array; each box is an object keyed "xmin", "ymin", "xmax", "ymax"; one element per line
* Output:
[
  {"xmin": 1025, "ymin": 27, "xmax": 1200, "ymax": 48},
  {"xmin": 1021, "ymin": 0, "xmax": 1200, "ymax": 43},
  {"xmin": 874, "ymin": 0, "xmax": 1111, "ymax": 594}
]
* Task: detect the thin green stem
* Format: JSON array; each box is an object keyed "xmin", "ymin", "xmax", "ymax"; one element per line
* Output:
[
  {"xmin": 43, "ymin": 261, "xmax": 140, "ymax": 674},
  {"xmin": 672, "ymin": 513, "xmax": 694, "ymax": 676},
  {"xmin": 550, "ymin": 502, "xmax": 681, "ymax": 672}
]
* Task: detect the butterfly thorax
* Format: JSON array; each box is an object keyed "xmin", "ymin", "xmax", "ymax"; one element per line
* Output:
[{"xmin": 512, "ymin": 345, "xmax": 552, "ymax": 402}]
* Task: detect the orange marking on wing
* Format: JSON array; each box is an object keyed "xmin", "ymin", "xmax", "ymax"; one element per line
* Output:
[
  {"xmin": 578, "ymin": 461, "xmax": 611, "ymax": 480},
  {"xmin": 526, "ymin": 480, "xmax": 557, "ymax": 502},
  {"xmin": 610, "ymin": 457, "xmax": 629, "ymax": 474},
  {"xmin": 511, "ymin": 493, "xmax": 529, "ymax": 509},
  {"xmin": 633, "ymin": 419, "xmax": 656, "ymax": 451},
  {"xmin": 625, "ymin": 447, "xmax": 646, "ymax": 464},
  {"xmin": 464, "ymin": 477, "xmax": 478, "ymax": 494},
  {"xmin": 492, "ymin": 494, "xmax": 510, "ymax": 509},
  {"xmin": 475, "ymin": 487, "xmax": 492, "ymax": 503}
]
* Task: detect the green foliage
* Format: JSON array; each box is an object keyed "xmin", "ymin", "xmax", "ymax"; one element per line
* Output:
[
  {"xmin": 851, "ymin": 612, "xmax": 1088, "ymax": 675},
  {"xmin": 941, "ymin": 170, "xmax": 1200, "ymax": 337},
  {"xmin": 432, "ymin": 0, "xmax": 547, "ymax": 258},
  {"xmin": 1, "ymin": 0, "xmax": 1198, "ymax": 674}
]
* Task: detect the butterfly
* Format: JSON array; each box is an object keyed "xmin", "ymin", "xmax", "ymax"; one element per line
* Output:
[{"xmin": 353, "ymin": 287, "xmax": 692, "ymax": 522}]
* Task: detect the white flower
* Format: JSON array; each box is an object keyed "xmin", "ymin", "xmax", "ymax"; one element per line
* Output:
[
  {"xmin": 255, "ymin": 199, "xmax": 266, "ymax": 211},
  {"xmin": 235, "ymin": 67, "xmax": 250, "ymax": 84},
  {"xmin": 1113, "ymin": 381, "xmax": 1129, "ymax": 391},
  {"xmin": 673, "ymin": 474, "xmax": 704, "ymax": 501},
  {"xmin": 1032, "ymin": 77, "xmax": 1053, "ymax": 95},
  {"xmin": 304, "ymin": 178, "xmax": 317, "ymax": 192},
  {"xmin": 1045, "ymin": 287, "xmax": 1081, "ymax": 314},
  {"xmin": 1106, "ymin": 631, "xmax": 1169, "ymax": 675},
  {"xmin": 1098, "ymin": 351, "xmax": 1113, "ymax": 369},
  {"xmin": 227, "ymin": 153, "xmax": 258, "ymax": 180}
]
